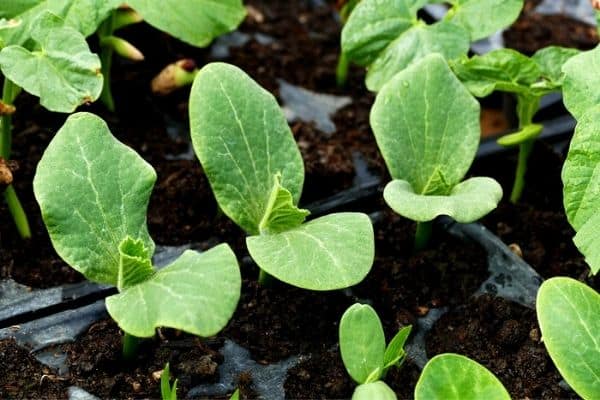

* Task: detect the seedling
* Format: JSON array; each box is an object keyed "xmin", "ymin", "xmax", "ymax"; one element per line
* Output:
[
  {"xmin": 451, "ymin": 46, "xmax": 579, "ymax": 202},
  {"xmin": 33, "ymin": 113, "xmax": 241, "ymax": 358},
  {"xmin": 536, "ymin": 278, "xmax": 600, "ymax": 400},
  {"xmin": 190, "ymin": 62, "xmax": 375, "ymax": 291},
  {"xmin": 161, "ymin": 363, "xmax": 178, "ymax": 400},
  {"xmin": 370, "ymin": 54, "xmax": 502, "ymax": 250},
  {"xmin": 415, "ymin": 353, "xmax": 510, "ymax": 400},
  {"xmin": 0, "ymin": 11, "xmax": 103, "ymax": 238},
  {"xmin": 339, "ymin": 303, "xmax": 412, "ymax": 400},
  {"xmin": 340, "ymin": 0, "xmax": 523, "ymax": 91}
]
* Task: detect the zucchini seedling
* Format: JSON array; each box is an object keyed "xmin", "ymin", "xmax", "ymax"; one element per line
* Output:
[
  {"xmin": 33, "ymin": 113, "xmax": 241, "ymax": 359},
  {"xmin": 370, "ymin": 54, "xmax": 502, "ymax": 250},
  {"xmin": 0, "ymin": 11, "xmax": 103, "ymax": 238},
  {"xmin": 451, "ymin": 46, "xmax": 580, "ymax": 203},
  {"xmin": 161, "ymin": 363, "xmax": 178, "ymax": 400},
  {"xmin": 339, "ymin": 303, "xmax": 411, "ymax": 400},
  {"xmin": 190, "ymin": 62, "xmax": 375, "ymax": 291},
  {"xmin": 340, "ymin": 0, "xmax": 524, "ymax": 91},
  {"xmin": 536, "ymin": 278, "xmax": 600, "ymax": 400}
]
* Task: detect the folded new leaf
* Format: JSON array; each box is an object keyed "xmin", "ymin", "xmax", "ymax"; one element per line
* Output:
[
  {"xmin": 0, "ymin": 12, "xmax": 103, "ymax": 113},
  {"xmin": 371, "ymin": 54, "xmax": 502, "ymax": 223},
  {"xmin": 34, "ymin": 112, "xmax": 241, "ymax": 338},
  {"xmin": 190, "ymin": 63, "xmax": 375, "ymax": 290}
]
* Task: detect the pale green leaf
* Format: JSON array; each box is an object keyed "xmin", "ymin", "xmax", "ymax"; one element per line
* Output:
[
  {"xmin": 562, "ymin": 45, "xmax": 600, "ymax": 120},
  {"xmin": 190, "ymin": 62, "xmax": 304, "ymax": 235},
  {"xmin": 383, "ymin": 325, "xmax": 411, "ymax": 371},
  {"xmin": 118, "ymin": 237, "xmax": 154, "ymax": 292},
  {"xmin": 537, "ymin": 278, "xmax": 600, "ymax": 399},
  {"xmin": 246, "ymin": 213, "xmax": 374, "ymax": 290},
  {"xmin": 33, "ymin": 112, "xmax": 156, "ymax": 286},
  {"xmin": 365, "ymin": 20, "xmax": 469, "ymax": 92},
  {"xmin": 341, "ymin": 0, "xmax": 420, "ymax": 66},
  {"xmin": 573, "ymin": 213, "xmax": 600, "ymax": 275},
  {"xmin": 352, "ymin": 381, "xmax": 397, "ymax": 400},
  {"xmin": 532, "ymin": 46, "xmax": 579, "ymax": 87},
  {"xmin": 384, "ymin": 178, "xmax": 502, "ymax": 223},
  {"xmin": 415, "ymin": 354, "xmax": 510, "ymax": 400},
  {"xmin": 446, "ymin": 0, "xmax": 523, "ymax": 41},
  {"xmin": 339, "ymin": 304, "xmax": 386, "ymax": 384},
  {"xmin": 0, "ymin": 12, "xmax": 103, "ymax": 113},
  {"xmin": 370, "ymin": 54, "xmax": 480, "ymax": 193},
  {"xmin": 258, "ymin": 174, "xmax": 310, "ymax": 234},
  {"xmin": 126, "ymin": 0, "xmax": 246, "ymax": 47},
  {"xmin": 230, "ymin": 389, "xmax": 240, "ymax": 400},
  {"xmin": 106, "ymin": 244, "xmax": 241, "ymax": 338}
]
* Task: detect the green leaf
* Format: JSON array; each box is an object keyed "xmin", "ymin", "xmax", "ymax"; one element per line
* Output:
[
  {"xmin": 258, "ymin": 173, "xmax": 310, "ymax": 234},
  {"xmin": 125, "ymin": 0, "xmax": 246, "ymax": 47},
  {"xmin": 446, "ymin": 0, "xmax": 523, "ymax": 41},
  {"xmin": 33, "ymin": 113, "xmax": 156, "ymax": 286},
  {"xmin": 537, "ymin": 278, "xmax": 600, "ymax": 399},
  {"xmin": 190, "ymin": 62, "xmax": 304, "ymax": 235},
  {"xmin": 106, "ymin": 244, "xmax": 241, "ymax": 338},
  {"xmin": 573, "ymin": 213, "xmax": 600, "ymax": 275},
  {"xmin": 371, "ymin": 54, "xmax": 480, "ymax": 193},
  {"xmin": 383, "ymin": 325, "xmax": 412, "ymax": 371},
  {"xmin": 365, "ymin": 20, "xmax": 469, "ymax": 92},
  {"xmin": 450, "ymin": 49, "xmax": 541, "ymax": 98},
  {"xmin": 415, "ymin": 354, "xmax": 510, "ymax": 400},
  {"xmin": 496, "ymin": 123, "xmax": 543, "ymax": 147},
  {"xmin": 229, "ymin": 389, "xmax": 240, "ymax": 400},
  {"xmin": 352, "ymin": 381, "xmax": 397, "ymax": 400},
  {"xmin": 0, "ymin": 0, "xmax": 120, "ymax": 46},
  {"xmin": 384, "ymin": 178, "xmax": 503, "ymax": 223},
  {"xmin": 339, "ymin": 304, "xmax": 386, "ymax": 384},
  {"xmin": 247, "ymin": 213, "xmax": 374, "ymax": 290},
  {"xmin": 562, "ymin": 45, "xmax": 600, "ymax": 120},
  {"xmin": 0, "ymin": 12, "xmax": 103, "ymax": 113},
  {"xmin": 341, "ymin": 0, "xmax": 421, "ymax": 66},
  {"xmin": 532, "ymin": 46, "xmax": 579, "ymax": 87},
  {"xmin": 118, "ymin": 237, "xmax": 155, "ymax": 292},
  {"xmin": 161, "ymin": 363, "xmax": 177, "ymax": 400}
]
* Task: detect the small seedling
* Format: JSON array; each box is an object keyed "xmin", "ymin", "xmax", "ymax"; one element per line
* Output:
[
  {"xmin": 161, "ymin": 363, "xmax": 178, "ymax": 400},
  {"xmin": 370, "ymin": 54, "xmax": 502, "ymax": 250},
  {"xmin": 451, "ymin": 46, "xmax": 579, "ymax": 202},
  {"xmin": 34, "ymin": 113, "xmax": 241, "ymax": 358},
  {"xmin": 189, "ymin": 62, "xmax": 375, "ymax": 291},
  {"xmin": 415, "ymin": 353, "xmax": 510, "ymax": 400},
  {"xmin": 339, "ymin": 303, "xmax": 412, "ymax": 399},
  {"xmin": 340, "ymin": 0, "xmax": 523, "ymax": 91}
]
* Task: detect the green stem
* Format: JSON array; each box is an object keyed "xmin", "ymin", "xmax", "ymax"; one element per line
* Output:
[
  {"xmin": 414, "ymin": 221, "xmax": 432, "ymax": 252},
  {"xmin": 510, "ymin": 139, "xmax": 534, "ymax": 204},
  {"xmin": 99, "ymin": 14, "xmax": 116, "ymax": 112},
  {"xmin": 336, "ymin": 52, "xmax": 350, "ymax": 87},
  {"xmin": 4, "ymin": 185, "xmax": 31, "ymax": 238},
  {"xmin": 122, "ymin": 332, "xmax": 143, "ymax": 360},
  {"xmin": 258, "ymin": 269, "xmax": 274, "ymax": 286}
]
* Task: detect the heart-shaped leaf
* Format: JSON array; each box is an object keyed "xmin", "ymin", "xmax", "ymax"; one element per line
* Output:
[
  {"xmin": 537, "ymin": 278, "xmax": 600, "ymax": 399},
  {"xmin": 339, "ymin": 303, "xmax": 386, "ymax": 384},
  {"xmin": 445, "ymin": 0, "xmax": 523, "ymax": 41},
  {"xmin": 353, "ymin": 381, "xmax": 397, "ymax": 400},
  {"xmin": 126, "ymin": 0, "xmax": 246, "ymax": 47},
  {"xmin": 0, "ymin": 12, "xmax": 103, "ymax": 113},
  {"xmin": 247, "ymin": 213, "xmax": 374, "ymax": 290},
  {"xmin": 106, "ymin": 244, "xmax": 241, "ymax": 338},
  {"xmin": 190, "ymin": 62, "xmax": 304, "ymax": 235},
  {"xmin": 415, "ymin": 354, "xmax": 510, "ymax": 400}
]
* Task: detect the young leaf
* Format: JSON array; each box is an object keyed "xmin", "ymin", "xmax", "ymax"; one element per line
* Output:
[
  {"xmin": 339, "ymin": 304, "xmax": 386, "ymax": 384},
  {"xmin": 190, "ymin": 62, "xmax": 304, "ymax": 235},
  {"xmin": 562, "ymin": 45, "xmax": 600, "ymax": 119},
  {"xmin": 258, "ymin": 173, "xmax": 310, "ymax": 234},
  {"xmin": 161, "ymin": 363, "xmax": 177, "ymax": 400},
  {"xmin": 365, "ymin": 20, "xmax": 469, "ymax": 91},
  {"xmin": 352, "ymin": 381, "xmax": 397, "ymax": 400},
  {"xmin": 415, "ymin": 354, "xmax": 510, "ymax": 400},
  {"xmin": 125, "ymin": 0, "xmax": 246, "ymax": 47},
  {"xmin": 371, "ymin": 54, "xmax": 501, "ymax": 223},
  {"xmin": 247, "ymin": 213, "xmax": 374, "ymax": 290},
  {"xmin": 537, "ymin": 278, "xmax": 600, "ymax": 399},
  {"xmin": 230, "ymin": 389, "xmax": 240, "ymax": 400},
  {"xmin": 33, "ymin": 112, "xmax": 155, "ymax": 286},
  {"xmin": 383, "ymin": 325, "xmax": 411, "ymax": 371},
  {"xmin": 117, "ymin": 237, "xmax": 155, "ymax": 291},
  {"xmin": 0, "ymin": 12, "xmax": 103, "ymax": 113},
  {"xmin": 531, "ymin": 46, "xmax": 580, "ymax": 87},
  {"xmin": 561, "ymin": 109, "xmax": 600, "ymax": 275},
  {"xmin": 106, "ymin": 245, "xmax": 241, "ymax": 338},
  {"xmin": 445, "ymin": 0, "xmax": 523, "ymax": 41}
]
